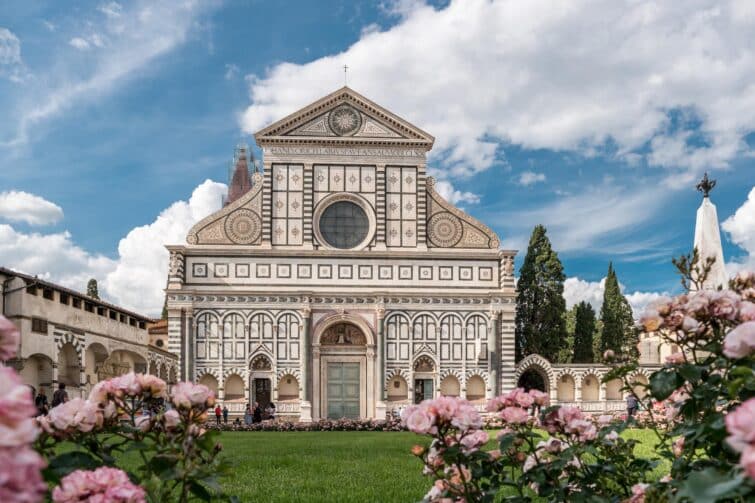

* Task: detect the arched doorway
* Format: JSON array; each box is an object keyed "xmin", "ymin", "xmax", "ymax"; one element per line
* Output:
[
  {"xmin": 517, "ymin": 369, "xmax": 547, "ymax": 392},
  {"xmin": 58, "ymin": 343, "xmax": 80, "ymax": 387},
  {"xmin": 249, "ymin": 354, "xmax": 273, "ymax": 407},
  {"xmin": 313, "ymin": 317, "xmax": 375, "ymax": 420},
  {"xmin": 20, "ymin": 354, "xmax": 54, "ymax": 394},
  {"xmin": 84, "ymin": 343, "xmax": 108, "ymax": 386}
]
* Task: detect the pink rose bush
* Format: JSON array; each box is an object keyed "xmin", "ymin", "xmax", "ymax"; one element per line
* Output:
[
  {"xmin": 0, "ymin": 316, "xmax": 47, "ymax": 503},
  {"xmin": 405, "ymin": 262, "xmax": 755, "ymax": 501},
  {"xmin": 52, "ymin": 467, "xmax": 146, "ymax": 503}
]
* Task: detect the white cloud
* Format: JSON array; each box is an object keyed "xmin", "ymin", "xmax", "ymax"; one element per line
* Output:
[
  {"xmin": 3, "ymin": 0, "xmax": 216, "ymax": 147},
  {"xmin": 224, "ymin": 63, "xmax": 240, "ymax": 80},
  {"xmin": 722, "ymin": 185, "xmax": 755, "ymax": 273},
  {"xmin": 98, "ymin": 2, "xmax": 123, "ymax": 19},
  {"xmin": 0, "ymin": 28, "xmax": 28, "ymax": 82},
  {"xmin": 103, "ymin": 179, "xmax": 226, "ymax": 315},
  {"xmin": 69, "ymin": 37, "xmax": 91, "ymax": 50},
  {"xmin": 0, "ymin": 180, "xmax": 226, "ymax": 317},
  {"xmin": 434, "ymin": 180, "xmax": 480, "ymax": 205},
  {"xmin": 564, "ymin": 276, "xmax": 667, "ymax": 318},
  {"xmin": 0, "ymin": 191, "xmax": 64, "ymax": 226},
  {"xmin": 240, "ymin": 0, "xmax": 755, "ymax": 181},
  {"xmin": 517, "ymin": 171, "xmax": 546, "ymax": 186},
  {"xmin": 0, "ymin": 224, "xmax": 116, "ymax": 292}
]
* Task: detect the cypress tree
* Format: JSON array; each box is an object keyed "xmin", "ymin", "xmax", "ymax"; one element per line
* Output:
[
  {"xmin": 572, "ymin": 301, "xmax": 596, "ymax": 363},
  {"xmin": 599, "ymin": 264, "xmax": 635, "ymax": 360},
  {"xmin": 515, "ymin": 225, "xmax": 567, "ymax": 362},
  {"xmin": 87, "ymin": 278, "xmax": 100, "ymax": 299}
]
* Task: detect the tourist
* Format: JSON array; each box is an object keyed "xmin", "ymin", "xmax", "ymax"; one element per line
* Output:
[
  {"xmin": 233, "ymin": 417, "xmax": 241, "ymax": 426},
  {"xmin": 253, "ymin": 402, "xmax": 262, "ymax": 423},
  {"xmin": 51, "ymin": 382, "xmax": 68, "ymax": 408},
  {"xmin": 34, "ymin": 388, "xmax": 49, "ymax": 416},
  {"xmin": 244, "ymin": 404, "xmax": 253, "ymax": 425},
  {"xmin": 265, "ymin": 402, "xmax": 275, "ymax": 420},
  {"xmin": 626, "ymin": 393, "xmax": 639, "ymax": 418},
  {"xmin": 214, "ymin": 404, "xmax": 222, "ymax": 425},
  {"xmin": 222, "ymin": 405, "xmax": 228, "ymax": 424}
]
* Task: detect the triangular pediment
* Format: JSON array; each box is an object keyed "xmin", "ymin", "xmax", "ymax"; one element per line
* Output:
[{"xmin": 255, "ymin": 87, "xmax": 434, "ymax": 148}]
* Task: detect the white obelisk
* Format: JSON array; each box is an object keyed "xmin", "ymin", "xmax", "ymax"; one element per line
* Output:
[{"xmin": 693, "ymin": 173, "xmax": 727, "ymax": 289}]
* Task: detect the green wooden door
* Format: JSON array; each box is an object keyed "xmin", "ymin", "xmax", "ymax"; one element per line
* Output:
[{"xmin": 327, "ymin": 363, "xmax": 360, "ymax": 419}]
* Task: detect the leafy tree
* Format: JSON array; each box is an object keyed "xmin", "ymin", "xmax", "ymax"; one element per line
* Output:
[
  {"xmin": 572, "ymin": 301, "xmax": 596, "ymax": 363},
  {"xmin": 86, "ymin": 278, "xmax": 99, "ymax": 299},
  {"xmin": 515, "ymin": 225, "xmax": 566, "ymax": 362},
  {"xmin": 599, "ymin": 263, "xmax": 635, "ymax": 360}
]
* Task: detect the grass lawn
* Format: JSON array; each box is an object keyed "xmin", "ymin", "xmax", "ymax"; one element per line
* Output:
[{"xmin": 62, "ymin": 429, "xmax": 664, "ymax": 502}]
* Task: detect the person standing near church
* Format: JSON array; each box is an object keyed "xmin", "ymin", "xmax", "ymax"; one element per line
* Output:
[
  {"xmin": 214, "ymin": 404, "xmax": 222, "ymax": 425},
  {"xmin": 253, "ymin": 402, "xmax": 262, "ymax": 423},
  {"xmin": 51, "ymin": 383, "xmax": 68, "ymax": 408},
  {"xmin": 244, "ymin": 404, "xmax": 253, "ymax": 426},
  {"xmin": 35, "ymin": 388, "xmax": 49, "ymax": 416},
  {"xmin": 222, "ymin": 405, "xmax": 228, "ymax": 424},
  {"xmin": 626, "ymin": 393, "xmax": 639, "ymax": 418}
]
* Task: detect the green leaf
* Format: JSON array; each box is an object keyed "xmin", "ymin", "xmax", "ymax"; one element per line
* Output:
[
  {"xmin": 44, "ymin": 451, "xmax": 101, "ymax": 483},
  {"xmin": 650, "ymin": 369, "xmax": 682, "ymax": 401},
  {"xmin": 677, "ymin": 364, "xmax": 703, "ymax": 382},
  {"xmin": 188, "ymin": 481, "xmax": 212, "ymax": 501},
  {"xmin": 674, "ymin": 468, "xmax": 745, "ymax": 503}
]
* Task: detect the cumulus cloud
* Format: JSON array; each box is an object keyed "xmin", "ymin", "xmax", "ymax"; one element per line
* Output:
[
  {"xmin": 517, "ymin": 171, "xmax": 546, "ymax": 186},
  {"xmin": 722, "ymin": 185, "xmax": 755, "ymax": 273},
  {"xmin": 240, "ymin": 0, "xmax": 755, "ymax": 181},
  {"xmin": 103, "ymin": 179, "xmax": 226, "ymax": 314},
  {"xmin": 3, "ymin": 0, "xmax": 217, "ymax": 147},
  {"xmin": 564, "ymin": 276, "xmax": 668, "ymax": 318},
  {"xmin": 0, "ymin": 180, "xmax": 226, "ymax": 317},
  {"xmin": 0, "ymin": 191, "xmax": 64, "ymax": 226},
  {"xmin": 0, "ymin": 224, "xmax": 116, "ymax": 291},
  {"xmin": 434, "ymin": 180, "xmax": 480, "ymax": 205}
]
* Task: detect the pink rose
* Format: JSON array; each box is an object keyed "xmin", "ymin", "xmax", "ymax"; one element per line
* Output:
[
  {"xmin": 137, "ymin": 374, "xmax": 167, "ymax": 398},
  {"xmin": 738, "ymin": 301, "xmax": 755, "ymax": 322},
  {"xmin": 0, "ymin": 417, "xmax": 38, "ymax": 447},
  {"xmin": 725, "ymin": 397, "xmax": 755, "ymax": 453},
  {"xmin": 404, "ymin": 406, "xmax": 434, "ymax": 434},
  {"xmin": 597, "ymin": 415, "xmax": 613, "ymax": 426},
  {"xmin": 459, "ymin": 429, "xmax": 489, "ymax": 453},
  {"xmin": 88, "ymin": 380, "xmax": 115, "ymax": 405},
  {"xmin": 163, "ymin": 409, "xmax": 181, "ymax": 430},
  {"xmin": 741, "ymin": 445, "xmax": 755, "ymax": 480},
  {"xmin": 672, "ymin": 436, "xmax": 685, "ymax": 457},
  {"xmin": 710, "ymin": 291, "xmax": 741, "ymax": 321},
  {"xmin": 0, "ymin": 445, "xmax": 47, "ymax": 503},
  {"xmin": 603, "ymin": 350, "xmax": 615, "ymax": 361},
  {"xmin": 52, "ymin": 467, "xmax": 146, "ymax": 503},
  {"xmin": 0, "ymin": 367, "xmax": 36, "ymax": 424},
  {"xmin": 628, "ymin": 483, "xmax": 647, "ymax": 503},
  {"xmin": 430, "ymin": 396, "xmax": 459, "ymax": 421},
  {"xmin": 640, "ymin": 309, "xmax": 662, "ymax": 332},
  {"xmin": 528, "ymin": 389, "xmax": 548, "ymax": 406},
  {"xmin": 0, "ymin": 315, "xmax": 20, "ymax": 361},
  {"xmin": 500, "ymin": 406, "xmax": 529, "ymax": 425},
  {"xmin": 135, "ymin": 415, "xmax": 151, "ymax": 433},
  {"xmin": 451, "ymin": 402, "xmax": 482, "ymax": 432},
  {"xmin": 113, "ymin": 373, "xmax": 141, "ymax": 396},
  {"xmin": 171, "ymin": 382, "xmax": 214, "ymax": 410},
  {"xmin": 665, "ymin": 352, "xmax": 685, "ymax": 364},
  {"xmin": 684, "ymin": 291, "xmax": 710, "ymax": 317},
  {"xmin": 723, "ymin": 321, "xmax": 755, "ymax": 359}
]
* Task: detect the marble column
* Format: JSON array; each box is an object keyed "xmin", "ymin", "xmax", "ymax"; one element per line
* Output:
[
  {"xmin": 299, "ymin": 306, "xmax": 312, "ymax": 422},
  {"xmin": 375, "ymin": 306, "xmax": 386, "ymax": 419},
  {"xmin": 488, "ymin": 310, "xmax": 500, "ymax": 396}
]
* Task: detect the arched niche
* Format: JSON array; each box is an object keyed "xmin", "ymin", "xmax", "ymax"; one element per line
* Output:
[
  {"xmin": 581, "ymin": 374, "xmax": 600, "ymax": 401},
  {"xmin": 224, "ymin": 374, "xmax": 245, "ymax": 400},
  {"xmin": 466, "ymin": 375, "xmax": 485, "ymax": 402},
  {"xmin": 557, "ymin": 374, "xmax": 575, "ymax": 402},
  {"xmin": 440, "ymin": 375, "xmax": 460, "ymax": 397},
  {"xmin": 199, "ymin": 373, "xmax": 219, "ymax": 395},
  {"xmin": 277, "ymin": 374, "xmax": 299, "ymax": 401},
  {"xmin": 387, "ymin": 375, "xmax": 409, "ymax": 402}
]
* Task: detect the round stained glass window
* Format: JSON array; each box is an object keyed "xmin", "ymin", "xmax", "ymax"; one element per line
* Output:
[{"xmin": 318, "ymin": 201, "xmax": 369, "ymax": 249}]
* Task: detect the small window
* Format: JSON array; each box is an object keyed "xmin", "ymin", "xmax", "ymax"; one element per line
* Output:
[
  {"xmin": 109, "ymin": 310, "xmax": 117, "ymax": 320},
  {"xmin": 97, "ymin": 307, "xmax": 105, "ymax": 316},
  {"xmin": 42, "ymin": 289, "xmax": 54, "ymax": 300},
  {"xmin": 72, "ymin": 298, "xmax": 81, "ymax": 309},
  {"xmin": 31, "ymin": 318, "xmax": 48, "ymax": 334},
  {"xmin": 129, "ymin": 318, "xmax": 136, "ymax": 327},
  {"xmin": 155, "ymin": 339, "xmax": 164, "ymax": 348},
  {"xmin": 26, "ymin": 285, "xmax": 37, "ymax": 295},
  {"xmin": 59, "ymin": 293, "xmax": 69, "ymax": 305},
  {"xmin": 138, "ymin": 321, "xmax": 146, "ymax": 330},
  {"xmin": 119, "ymin": 314, "xmax": 127, "ymax": 323},
  {"xmin": 85, "ymin": 302, "xmax": 94, "ymax": 313}
]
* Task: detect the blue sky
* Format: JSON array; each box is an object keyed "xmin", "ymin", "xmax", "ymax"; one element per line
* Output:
[{"xmin": 0, "ymin": 0, "xmax": 754, "ymax": 316}]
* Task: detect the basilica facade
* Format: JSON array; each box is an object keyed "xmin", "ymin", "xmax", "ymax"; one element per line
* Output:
[{"xmin": 166, "ymin": 87, "xmax": 517, "ymax": 421}]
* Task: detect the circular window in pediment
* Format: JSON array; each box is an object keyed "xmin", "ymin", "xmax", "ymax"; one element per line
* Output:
[
  {"xmin": 313, "ymin": 194, "xmax": 376, "ymax": 250},
  {"xmin": 328, "ymin": 105, "xmax": 362, "ymax": 136},
  {"xmin": 319, "ymin": 201, "xmax": 369, "ymax": 249}
]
